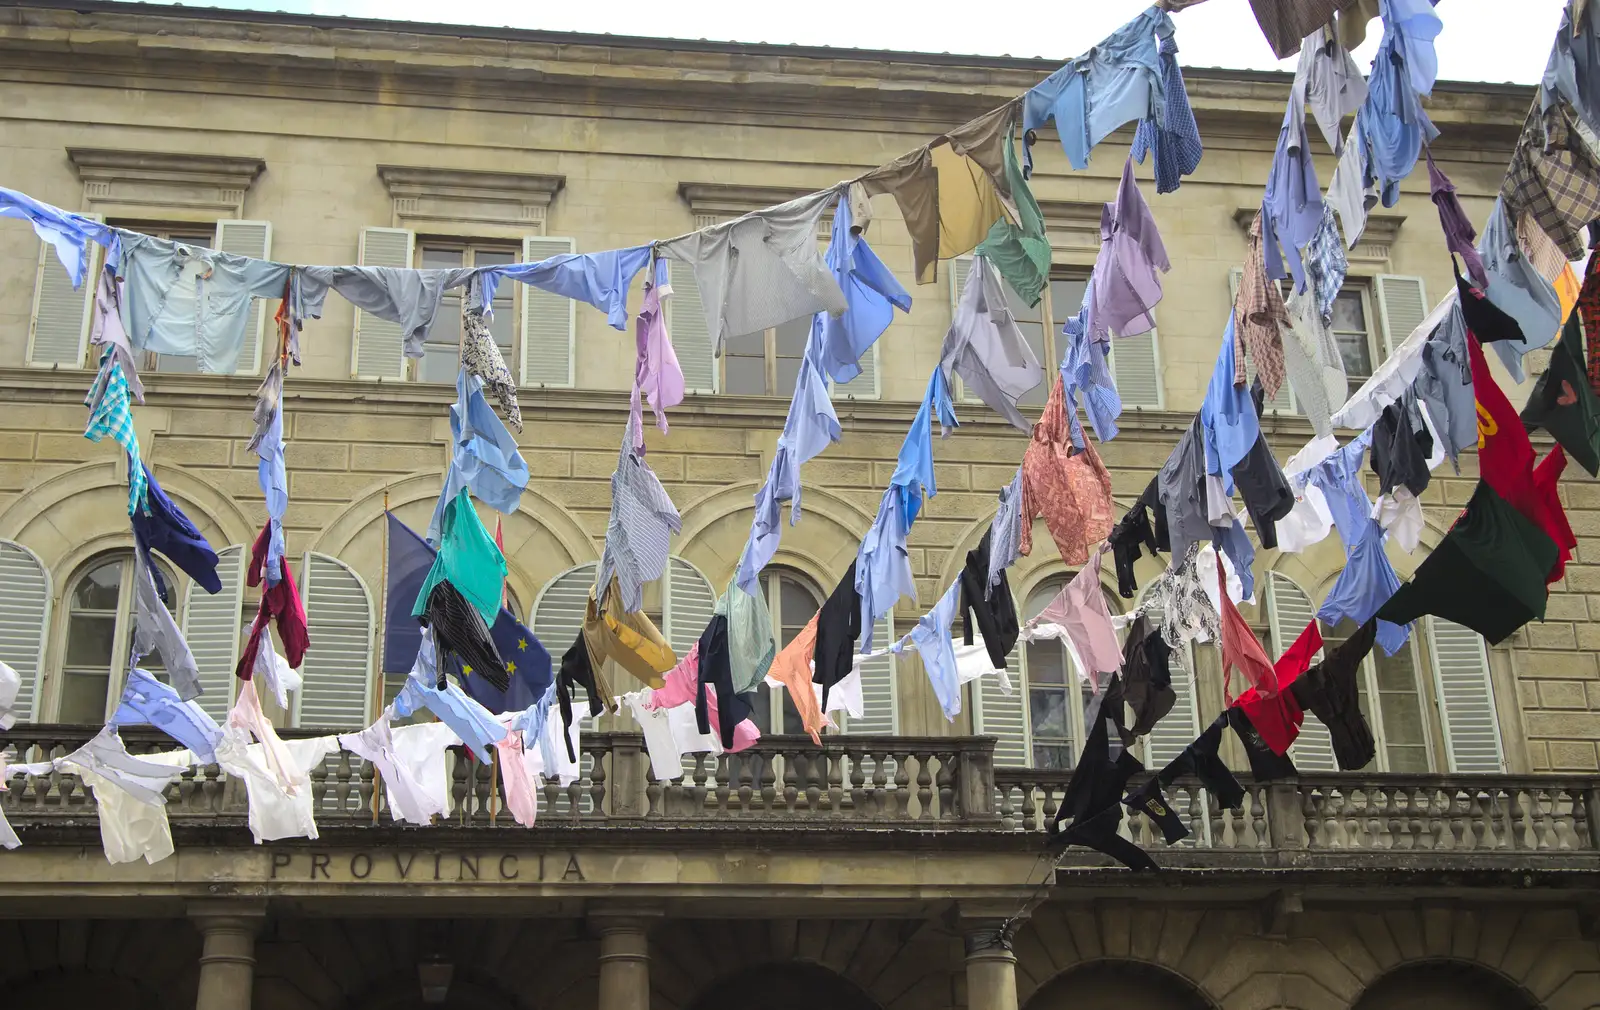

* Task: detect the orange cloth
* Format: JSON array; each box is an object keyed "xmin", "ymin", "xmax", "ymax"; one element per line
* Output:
[
  {"xmin": 1019, "ymin": 374, "xmax": 1114, "ymax": 565},
  {"xmin": 766, "ymin": 614, "xmax": 826, "ymax": 745}
]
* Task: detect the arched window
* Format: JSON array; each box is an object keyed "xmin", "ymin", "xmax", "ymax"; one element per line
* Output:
[
  {"xmin": 749, "ymin": 568, "xmax": 822, "ymax": 734},
  {"xmin": 296, "ymin": 552, "xmax": 375, "ymax": 729},
  {"xmin": 58, "ymin": 551, "xmax": 179, "ymax": 724}
]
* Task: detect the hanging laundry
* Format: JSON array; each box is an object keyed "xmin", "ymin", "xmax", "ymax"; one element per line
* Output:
[
  {"xmin": 428, "ymin": 369, "xmax": 530, "ymax": 544},
  {"xmin": 1231, "ymin": 379, "xmax": 1295, "ymax": 549},
  {"xmin": 856, "ymin": 147, "xmax": 942, "ymax": 286},
  {"xmin": 1288, "ymin": 619, "xmax": 1380, "ymax": 769},
  {"xmin": 1157, "ymin": 418, "xmax": 1212, "ymax": 563},
  {"xmin": 338, "ymin": 716, "xmax": 459, "ymax": 826},
  {"xmin": 118, "ymin": 232, "xmax": 291, "ymax": 374},
  {"xmin": 1227, "ymin": 706, "xmax": 1299, "ymax": 781},
  {"xmin": 1235, "ymin": 620, "xmax": 1322, "ymax": 756},
  {"xmin": 1123, "ymin": 776, "xmax": 1188, "ymax": 845},
  {"xmin": 1372, "ymin": 486, "xmax": 1426, "ymax": 554},
  {"xmin": 1207, "ymin": 520, "xmax": 1258, "ymax": 603},
  {"xmin": 1332, "ymin": 290, "xmax": 1456, "ymax": 430},
  {"xmin": 1200, "ymin": 316, "xmax": 1262, "ymax": 493},
  {"xmin": 1413, "ymin": 295, "xmax": 1475, "ymax": 471},
  {"xmin": 1503, "ymin": 100, "xmax": 1600, "ymax": 262},
  {"xmin": 493, "ymin": 731, "xmax": 539, "ymax": 827},
  {"xmin": 1059, "ymin": 304, "xmax": 1123, "ymax": 449},
  {"xmin": 1327, "ymin": 120, "xmax": 1380, "ymax": 248},
  {"xmin": 1157, "ymin": 711, "xmax": 1245, "ymax": 810},
  {"xmin": 1022, "ymin": 546, "xmax": 1122, "ymax": 690},
  {"xmin": 1129, "ymin": 28, "xmax": 1204, "ymax": 194},
  {"xmin": 461, "ymin": 283, "xmax": 522, "ymax": 433},
  {"xmin": 1215, "ymin": 562, "xmax": 1276, "ymax": 705},
  {"xmin": 1279, "ymin": 289, "xmax": 1348, "ymax": 439},
  {"xmin": 1476, "ymin": 199, "xmax": 1564, "ymax": 382},
  {"xmin": 692, "ymin": 616, "xmax": 750, "ymax": 749},
  {"xmin": 1234, "ymin": 212, "xmax": 1290, "ymax": 399},
  {"xmin": 62, "ymin": 727, "xmax": 188, "ymax": 807},
  {"xmin": 1248, "ymin": 0, "xmax": 1370, "ymax": 60},
  {"xmin": 1303, "ymin": 205, "xmax": 1349, "ymax": 325},
  {"xmin": 974, "ymin": 121, "xmax": 1051, "ymax": 307},
  {"xmin": 1119, "ymin": 614, "xmax": 1176, "ymax": 740},
  {"xmin": 0, "ymin": 659, "xmax": 18, "ymax": 730},
  {"xmin": 395, "ymin": 628, "xmax": 507, "ymax": 763},
  {"xmin": 596, "ymin": 418, "xmax": 681, "ymax": 615},
  {"xmin": 464, "ymin": 608, "xmax": 554, "ymax": 716},
  {"xmin": 1145, "ymin": 542, "xmax": 1221, "ymax": 648},
  {"xmin": 83, "ymin": 355, "xmax": 146, "ymax": 515},
  {"xmin": 1275, "ymin": 478, "xmax": 1336, "ymax": 555},
  {"xmin": 1089, "ymin": 158, "xmax": 1171, "ymax": 342},
  {"xmin": 766, "ymin": 614, "xmax": 827, "ymax": 744},
  {"xmin": 646, "ymin": 642, "xmax": 760, "ymax": 753},
  {"xmin": 855, "ymin": 489, "xmax": 917, "ymax": 654},
  {"xmin": 892, "ymin": 368, "xmax": 959, "ymax": 525},
  {"xmin": 1370, "ymin": 387, "xmax": 1435, "ymax": 496},
  {"xmin": 61, "ymin": 744, "xmax": 193, "ymax": 866},
  {"xmin": 108, "ymin": 667, "xmax": 221, "ymax": 763},
  {"xmin": 583, "ymin": 578, "xmax": 675, "ymax": 694},
  {"xmin": 298, "ymin": 263, "xmax": 474, "ymax": 358},
  {"xmin": 523, "ymin": 687, "xmax": 584, "ymax": 783},
  {"xmin": 928, "ymin": 103, "xmax": 1023, "ymax": 264},
  {"xmin": 415, "ymin": 487, "xmax": 506, "ymax": 626},
  {"xmin": 1523, "ymin": 311, "xmax": 1600, "ymax": 477},
  {"xmin": 236, "ymin": 522, "xmax": 310, "ymax": 679},
  {"xmin": 1047, "ymin": 679, "xmax": 1156, "ymax": 871},
  {"xmin": 907, "ymin": 581, "xmax": 964, "ymax": 720},
  {"xmin": 248, "ymin": 362, "xmax": 288, "ymax": 584},
  {"xmin": 816, "ymin": 191, "xmax": 913, "ymax": 384},
  {"xmin": 987, "ymin": 470, "xmax": 1026, "ymax": 598},
  {"xmin": 556, "ymin": 632, "xmax": 608, "ymax": 748},
  {"xmin": 417, "ymin": 579, "xmax": 509, "ymax": 692},
  {"xmin": 1019, "ymin": 374, "xmax": 1114, "ymax": 566},
  {"xmin": 129, "ymin": 552, "xmax": 201, "ymax": 700},
  {"xmin": 1540, "ymin": 0, "xmax": 1600, "ymax": 139},
  {"xmin": 1318, "ymin": 520, "xmax": 1410, "ymax": 655},
  {"xmin": 133, "ymin": 464, "xmax": 221, "ymax": 597},
  {"xmin": 1022, "ymin": 7, "xmax": 1174, "ymax": 174},
  {"xmin": 478, "ymin": 244, "xmax": 652, "ymax": 331},
  {"xmin": 1108, "ymin": 480, "xmax": 1164, "ymax": 599},
  {"xmin": 1261, "ymin": 83, "xmax": 1325, "ymax": 294},
  {"xmin": 1357, "ymin": 0, "xmax": 1442, "ymax": 208},
  {"xmin": 90, "ymin": 268, "xmax": 143, "ymax": 403},
  {"xmin": 659, "ymin": 188, "xmax": 847, "ymax": 353},
  {"xmin": 1296, "ymin": 26, "xmax": 1368, "ymax": 156},
  {"xmin": 251, "ymin": 635, "xmax": 302, "ymax": 712},
  {"xmin": 1426, "ymin": 150, "xmax": 1488, "ymax": 289},
  {"xmin": 960, "ymin": 529, "xmax": 1020, "ymax": 669},
  {"xmin": 717, "ymin": 581, "xmax": 776, "ymax": 694},
  {"xmin": 814, "ymin": 561, "xmax": 863, "ymax": 710},
  {"xmin": 939, "ymin": 256, "xmax": 1044, "ymax": 433},
  {"xmin": 0, "ymin": 185, "xmax": 114, "ymax": 286},
  {"xmin": 630, "ymin": 258, "xmax": 685, "ymax": 439}
]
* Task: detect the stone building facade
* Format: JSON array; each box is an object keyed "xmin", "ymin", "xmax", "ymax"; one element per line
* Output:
[{"xmin": 0, "ymin": 4, "xmax": 1598, "ymax": 1009}]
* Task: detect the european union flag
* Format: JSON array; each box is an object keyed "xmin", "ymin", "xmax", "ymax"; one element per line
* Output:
[
  {"xmin": 382, "ymin": 512, "xmax": 437, "ymax": 674},
  {"xmin": 467, "ymin": 609, "xmax": 553, "ymax": 714}
]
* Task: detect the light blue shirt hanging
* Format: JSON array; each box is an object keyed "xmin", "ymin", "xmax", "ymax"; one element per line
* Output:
[
  {"xmin": 109, "ymin": 667, "xmax": 222, "ymax": 765},
  {"xmin": 1358, "ymin": 0, "xmax": 1442, "ymax": 208},
  {"xmin": 429, "ymin": 368, "xmax": 530, "ymax": 545},
  {"xmin": 1059, "ymin": 304, "xmax": 1122, "ymax": 449},
  {"xmin": 816, "ymin": 195, "xmax": 912, "ymax": 385},
  {"xmin": 1477, "ymin": 198, "xmax": 1562, "ymax": 384},
  {"xmin": 1211, "ymin": 519, "xmax": 1256, "ymax": 603},
  {"xmin": 905, "ymin": 580, "xmax": 963, "ymax": 720},
  {"xmin": 1129, "ymin": 30, "xmax": 1204, "ymax": 194},
  {"xmin": 891, "ymin": 369, "xmax": 959, "ymax": 529},
  {"xmin": 855, "ymin": 487, "xmax": 917, "ymax": 654},
  {"xmin": 250, "ymin": 364, "xmax": 288, "ymax": 585},
  {"xmin": 479, "ymin": 245, "xmax": 653, "ymax": 331},
  {"xmin": 1198, "ymin": 316, "xmax": 1260, "ymax": 495},
  {"xmin": 0, "ymin": 185, "xmax": 114, "ymax": 288},
  {"xmin": 396, "ymin": 632, "xmax": 508, "ymax": 763}
]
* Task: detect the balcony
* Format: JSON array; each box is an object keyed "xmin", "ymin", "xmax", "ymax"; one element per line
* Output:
[{"xmin": 5, "ymin": 725, "xmax": 1600, "ymax": 869}]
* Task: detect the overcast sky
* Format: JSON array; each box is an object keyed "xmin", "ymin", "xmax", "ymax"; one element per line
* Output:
[{"xmin": 132, "ymin": 0, "xmax": 1565, "ymax": 84}]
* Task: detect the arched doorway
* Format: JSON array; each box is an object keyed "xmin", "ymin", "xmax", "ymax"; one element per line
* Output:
[
  {"xmin": 1024, "ymin": 959, "xmax": 1215, "ymax": 1010},
  {"xmin": 1353, "ymin": 959, "xmax": 1543, "ymax": 1010},
  {"xmin": 684, "ymin": 962, "xmax": 880, "ymax": 1010}
]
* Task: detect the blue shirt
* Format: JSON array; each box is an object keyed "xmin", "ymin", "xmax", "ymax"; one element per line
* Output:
[
  {"xmin": 1023, "ymin": 7, "xmax": 1173, "ymax": 174},
  {"xmin": 1130, "ymin": 31, "xmax": 1203, "ymax": 194},
  {"xmin": 479, "ymin": 245, "xmax": 652, "ymax": 331},
  {"xmin": 133, "ymin": 463, "xmax": 222, "ymax": 598},
  {"xmin": 1477, "ymin": 198, "xmax": 1562, "ymax": 384},
  {"xmin": 1212, "ymin": 519, "xmax": 1256, "ymax": 603},
  {"xmin": 396, "ymin": 633, "xmax": 508, "ymax": 764},
  {"xmin": 816, "ymin": 197, "xmax": 912, "ymax": 385},
  {"xmin": 109, "ymin": 667, "xmax": 223, "ymax": 765},
  {"xmin": 906, "ymin": 580, "xmax": 963, "ymax": 721},
  {"xmin": 856, "ymin": 488, "xmax": 917, "ymax": 653},
  {"xmin": 255, "ymin": 398, "xmax": 288, "ymax": 585},
  {"xmin": 1261, "ymin": 98, "xmax": 1324, "ymax": 293},
  {"xmin": 1358, "ymin": 0, "xmax": 1442, "ymax": 208},
  {"xmin": 891, "ymin": 369, "xmax": 959, "ymax": 528},
  {"xmin": 0, "ymin": 185, "xmax": 114, "ymax": 288},
  {"xmin": 1316, "ymin": 521, "xmax": 1413, "ymax": 656},
  {"xmin": 428, "ymin": 368, "xmax": 530, "ymax": 545},
  {"xmin": 1198, "ymin": 316, "xmax": 1260, "ymax": 494},
  {"xmin": 1059, "ymin": 306, "xmax": 1122, "ymax": 449}
]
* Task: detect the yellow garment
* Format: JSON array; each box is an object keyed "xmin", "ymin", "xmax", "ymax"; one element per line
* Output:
[
  {"xmin": 932, "ymin": 143, "xmax": 1007, "ymax": 264},
  {"xmin": 582, "ymin": 579, "xmax": 672, "ymax": 697},
  {"xmin": 1557, "ymin": 263, "xmax": 1581, "ymax": 324}
]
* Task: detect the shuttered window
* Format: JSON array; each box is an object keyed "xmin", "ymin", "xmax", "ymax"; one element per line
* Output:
[
  {"xmin": 521, "ymin": 236, "xmax": 579, "ymax": 388},
  {"xmin": 349, "ymin": 227, "xmax": 415, "ymax": 380},
  {"xmin": 844, "ymin": 615, "xmax": 897, "ymax": 736},
  {"xmin": 26, "ymin": 212, "xmax": 102, "ymax": 369},
  {"xmin": 667, "ymin": 260, "xmax": 717, "ymax": 394},
  {"xmin": 1374, "ymin": 274, "xmax": 1428, "ymax": 359},
  {"xmin": 531, "ymin": 563, "xmax": 595, "ymax": 672},
  {"xmin": 0, "ymin": 541, "xmax": 51, "ymax": 723},
  {"xmin": 834, "ymin": 341, "xmax": 880, "ymax": 400},
  {"xmin": 1264, "ymin": 572, "xmax": 1337, "ymax": 771},
  {"xmin": 213, "ymin": 219, "xmax": 273, "ymax": 375},
  {"xmin": 977, "ymin": 578, "xmax": 1095, "ymax": 769},
  {"xmin": 662, "ymin": 556, "xmax": 716, "ymax": 656},
  {"xmin": 182, "ymin": 545, "xmax": 247, "ymax": 722},
  {"xmin": 1427, "ymin": 618, "xmax": 1505, "ymax": 773},
  {"xmin": 296, "ymin": 552, "xmax": 374, "ymax": 729}
]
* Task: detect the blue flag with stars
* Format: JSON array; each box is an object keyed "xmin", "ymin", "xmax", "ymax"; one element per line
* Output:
[{"xmin": 468, "ymin": 609, "xmax": 553, "ymax": 714}]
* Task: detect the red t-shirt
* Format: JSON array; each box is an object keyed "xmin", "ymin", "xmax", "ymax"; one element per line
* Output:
[{"xmin": 1235, "ymin": 619, "xmax": 1324, "ymax": 755}]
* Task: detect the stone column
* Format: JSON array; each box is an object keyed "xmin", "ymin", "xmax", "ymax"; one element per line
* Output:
[
  {"xmin": 189, "ymin": 902, "xmax": 265, "ymax": 1010},
  {"xmin": 592, "ymin": 910, "xmax": 658, "ymax": 1010},
  {"xmin": 963, "ymin": 920, "xmax": 1020, "ymax": 1010}
]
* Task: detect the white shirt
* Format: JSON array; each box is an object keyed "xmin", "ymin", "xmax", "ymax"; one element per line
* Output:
[{"xmin": 63, "ymin": 748, "xmax": 193, "ymax": 865}]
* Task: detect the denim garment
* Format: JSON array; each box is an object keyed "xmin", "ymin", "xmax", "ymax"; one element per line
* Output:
[
  {"xmin": 1476, "ymin": 199, "xmax": 1562, "ymax": 383},
  {"xmin": 428, "ymin": 369, "xmax": 530, "ymax": 544},
  {"xmin": 1316, "ymin": 521, "xmax": 1412, "ymax": 656},
  {"xmin": 480, "ymin": 245, "xmax": 652, "ymax": 330},
  {"xmin": 906, "ymin": 580, "xmax": 963, "ymax": 721},
  {"xmin": 1130, "ymin": 31, "xmax": 1203, "ymax": 193},
  {"xmin": 817, "ymin": 196, "xmax": 912, "ymax": 385},
  {"xmin": 0, "ymin": 186, "xmax": 114, "ymax": 287},
  {"xmin": 298, "ymin": 265, "xmax": 475, "ymax": 358},
  {"xmin": 118, "ymin": 233, "xmax": 289, "ymax": 374},
  {"xmin": 109, "ymin": 668, "xmax": 222, "ymax": 765},
  {"xmin": 1023, "ymin": 7, "xmax": 1173, "ymax": 173},
  {"xmin": 133, "ymin": 464, "xmax": 221, "ymax": 598},
  {"xmin": 856, "ymin": 488, "xmax": 917, "ymax": 654},
  {"xmin": 1261, "ymin": 94, "xmax": 1325, "ymax": 293},
  {"xmin": 1358, "ymin": 0, "xmax": 1441, "ymax": 209},
  {"xmin": 1199, "ymin": 316, "xmax": 1261, "ymax": 495}
]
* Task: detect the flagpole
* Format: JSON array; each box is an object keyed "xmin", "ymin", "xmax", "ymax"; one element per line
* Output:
[{"xmin": 372, "ymin": 484, "xmax": 390, "ymax": 826}]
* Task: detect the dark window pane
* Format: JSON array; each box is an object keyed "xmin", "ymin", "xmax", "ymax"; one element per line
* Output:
[
  {"xmin": 774, "ymin": 317, "xmax": 810, "ymax": 356},
  {"xmin": 1032, "ymin": 744, "xmax": 1075, "ymax": 770},
  {"xmin": 419, "ymin": 343, "xmax": 460, "ymax": 383},
  {"xmin": 774, "ymin": 356, "xmax": 801, "ymax": 398},
  {"xmin": 1030, "ymin": 688, "xmax": 1070, "ymax": 739},
  {"xmin": 65, "ymin": 614, "xmax": 116, "ymax": 669},
  {"xmin": 59, "ymin": 672, "xmax": 111, "ymax": 724},
  {"xmin": 72, "ymin": 561, "xmax": 123, "ymax": 612},
  {"xmin": 724, "ymin": 354, "xmax": 766, "ymax": 395}
]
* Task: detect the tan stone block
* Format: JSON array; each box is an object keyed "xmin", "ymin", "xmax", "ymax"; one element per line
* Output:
[
  {"xmin": 1538, "ymin": 681, "xmax": 1589, "ymax": 710},
  {"xmin": 295, "ymin": 412, "xmax": 436, "ymax": 443},
  {"xmin": 1547, "ymin": 741, "xmax": 1599, "ymax": 771},
  {"xmin": 0, "ymin": 461, "xmax": 68, "ymax": 491},
  {"xmin": 149, "ymin": 436, "xmax": 230, "ymax": 467},
  {"xmin": 0, "ymin": 431, "xmax": 34, "ymax": 457},
  {"xmin": 541, "ymin": 479, "xmax": 613, "ymax": 510},
  {"xmin": 1528, "ymin": 740, "xmax": 1551, "ymax": 770},
  {"xmin": 1528, "ymin": 623, "xmax": 1577, "ymax": 650},
  {"xmin": 573, "ymin": 451, "xmax": 617, "ymax": 478},
  {"xmin": 166, "ymin": 407, "xmax": 257, "ymax": 438},
  {"xmin": 278, "ymin": 440, "xmax": 351, "ymax": 471},
  {"xmin": 1524, "ymin": 711, "xmax": 1600, "ymax": 739},
  {"xmin": 202, "ymin": 467, "xmax": 265, "ymax": 503},
  {"xmin": 1522, "ymin": 651, "xmax": 1598, "ymax": 678},
  {"xmin": 970, "ymin": 464, "xmax": 1020, "ymax": 489},
  {"xmin": 686, "ymin": 455, "xmax": 759, "ymax": 483},
  {"xmin": 1544, "ymin": 593, "xmax": 1589, "ymax": 622},
  {"xmin": 525, "ymin": 450, "xmax": 572, "ymax": 478},
  {"xmin": 649, "ymin": 454, "xmax": 684, "ymax": 482},
  {"xmin": 35, "ymin": 433, "xmax": 107, "ymax": 462},
  {"xmin": 291, "ymin": 471, "xmax": 383, "ymax": 501},
  {"xmin": 804, "ymin": 459, "xmax": 874, "ymax": 486},
  {"xmin": 933, "ymin": 463, "xmax": 969, "ymax": 491},
  {"xmin": 1517, "ymin": 680, "xmax": 1541, "ymax": 710},
  {"xmin": 1585, "ymin": 681, "xmax": 1600, "ymax": 709},
  {"xmin": 349, "ymin": 443, "xmax": 442, "ymax": 473}
]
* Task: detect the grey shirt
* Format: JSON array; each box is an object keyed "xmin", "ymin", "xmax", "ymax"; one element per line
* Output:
[
  {"xmin": 298, "ymin": 265, "xmax": 476, "ymax": 357},
  {"xmin": 1157, "ymin": 416, "xmax": 1212, "ymax": 562}
]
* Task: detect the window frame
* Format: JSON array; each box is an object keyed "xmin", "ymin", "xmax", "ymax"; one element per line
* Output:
[
  {"xmin": 1319, "ymin": 617, "xmax": 1437, "ymax": 774},
  {"xmin": 54, "ymin": 550, "xmax": 182, "ymax": 724},
  {"xmin": 1331, "ymin": 283, "xmax": 1381, "ymax": 393},
  {"xmin": 409, "ymin": 237, "xmax": 522, "ymax": 384},
  {"xmin": 1016, "ymin": 573, "xmax": 1117, "ymax": 771},
  {"xmin": 720, "ymin": 317, "xmax": 812, "ymax": 398}
]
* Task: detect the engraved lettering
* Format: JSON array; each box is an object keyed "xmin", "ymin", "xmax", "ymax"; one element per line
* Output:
[
  {"xmin": 562, "ymin": 855, "xmax": 585, "ymax": 882},
  {"xmin": 350, "ymin": 854, "xmax": 372, "ymax": 879},
  {"xmin": 271, "ymin": 852, "xmax": 291, "ymax": 879},
  {"xmin": 310, "ymin": 853, "xmax": 331, "ymax": 880},
  {"xmin": 394, "ymin": 852, "xmax": 416, "ymax": 879},
  {"xmin": 499, "ymin": 855, "xmax": 519, "ymax": 880},
  {"xmin": 459, "ymin": 855, "xmax": 480, "ymax": 880}
]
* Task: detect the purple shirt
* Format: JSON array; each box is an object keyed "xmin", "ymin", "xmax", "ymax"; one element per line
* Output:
[{"xmin": 1089, "ymin": 158, "xmax": 1171, "ymax": 342}]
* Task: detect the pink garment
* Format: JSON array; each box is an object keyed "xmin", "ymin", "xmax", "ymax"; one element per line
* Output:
[
  {"xmin": 229, "ymin": 679, "xmax": 298, "ymax": 794},
  {"xmin": 495, "ymin": 731, "xmax": 539, "ymax": 827},
  {"xmin": 1027, "ymin": 546, "xmax": 1123, "ymax": 690},
  {"xmin": 630, "ymin": 272, "xmax": 685, "ymax": 445},
  {"xmin": 642, "ymin": 644, "xmax": 760, "ymax": 752}
]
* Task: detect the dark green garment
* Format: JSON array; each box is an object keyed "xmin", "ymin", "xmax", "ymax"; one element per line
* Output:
[
  {"xmin": 413, "ymin": 488, "xmax": 507, "ymax": 626},
  {"xmin": 1522, "ymin": 310, "xmax": 1600, "ymax": 477},
  {"xmin": 1377, "ymin": 480, "xmax": 1557, "ymax": 645},
  {"xmin": 974, "ymin": 116, "xmax": 1050, "ymax": 307}
]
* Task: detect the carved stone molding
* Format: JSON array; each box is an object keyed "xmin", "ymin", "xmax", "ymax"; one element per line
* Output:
[
  {"xmin": 377, "ymin": 165, "xmax": 565, "ymax": 230},
  {"xmin": 68, "ymin": 148, "xmax": 265, "ymax": 218},
  {"xmin": 1038, "ymin": 199, "xmax": 1106, "ymax": 261},
  {"xmin": 1231, "ymin": 205, "xmax": 1404, "ymax": 268}
]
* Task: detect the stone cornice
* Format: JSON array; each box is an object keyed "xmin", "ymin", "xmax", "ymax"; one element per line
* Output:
[
  {"xmin": 1231, "ymin": 206, "xmax": 1405, "ymax": 268},
  {"xmin": 377, "ymin": 165, "xmax": 566, "ymax": 230},
  {"xmin": 67, "ymin": 147, "xmax": 265, "ymax": 218},
  {"xmin": 677, "ymin": 183, "xmax": 822, "ymax": 220}
]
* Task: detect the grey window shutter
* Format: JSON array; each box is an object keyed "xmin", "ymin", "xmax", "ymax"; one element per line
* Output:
[
  {"xmin": 212, "ymin": 219, "xmax": 273, "ymax": 375},
  {"xmin": 1141, "ymin": 602, "xmax": 1203, "ymax": 769},
  {"xmin": 0, "ymin": 540, "xmax": 51, "ymax": 723},
  {"xmin": 848, "ymin": 615, "xmax": 897, "ymax": 735},
  {"xmin": 835, "ymin": 341, "xmax": 880, "ymax": 400},
  {"xmin": 295, "ymin": 552, "xmax": 373, "ymax": 729},
  {"xmin": 350, "ymin": 227, "xmax": 414, "ymax": 380},
  {"xmin": 26, "ymin": 212, "xmax": 101, "ymax": 368},
  {"xmin": 1374, "ymin": 274, "xmax": 1428, "ymax": 358},
  {"xmin": 663, "ymin": 557, "xmax": 716, "ymax": 657},
  {"xmin": 532, "ymin": 562, "xmax": 597, "ymax": 660},
  {"xmin": 520, "ymin": 236, "xmax": 578, "ymax": 388},
  {"xmin": 1108, "ymin": 328, "xmax": 1163, "ymax": 408},
  {"xmin": 950, "ymin": 257, "xmax": 983, "ymax": 405},
  {"xmin": 1426, "ymin": 618, "xmax": 1506, "ymax": 773},
  {"xmin": 973, "ymin": 638, "xmax": 1026, "ymax": 766},
  {"xmin": 667, "ymin": 259, "xmax": 717, "ymax": 394},
  {"xmin": 1266, "ymin": 572, "xmax": 1337, "ymax": 771},
  {"xmin": 182, "ymin": 545, "xmax": 247, "ymax": 722}
]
